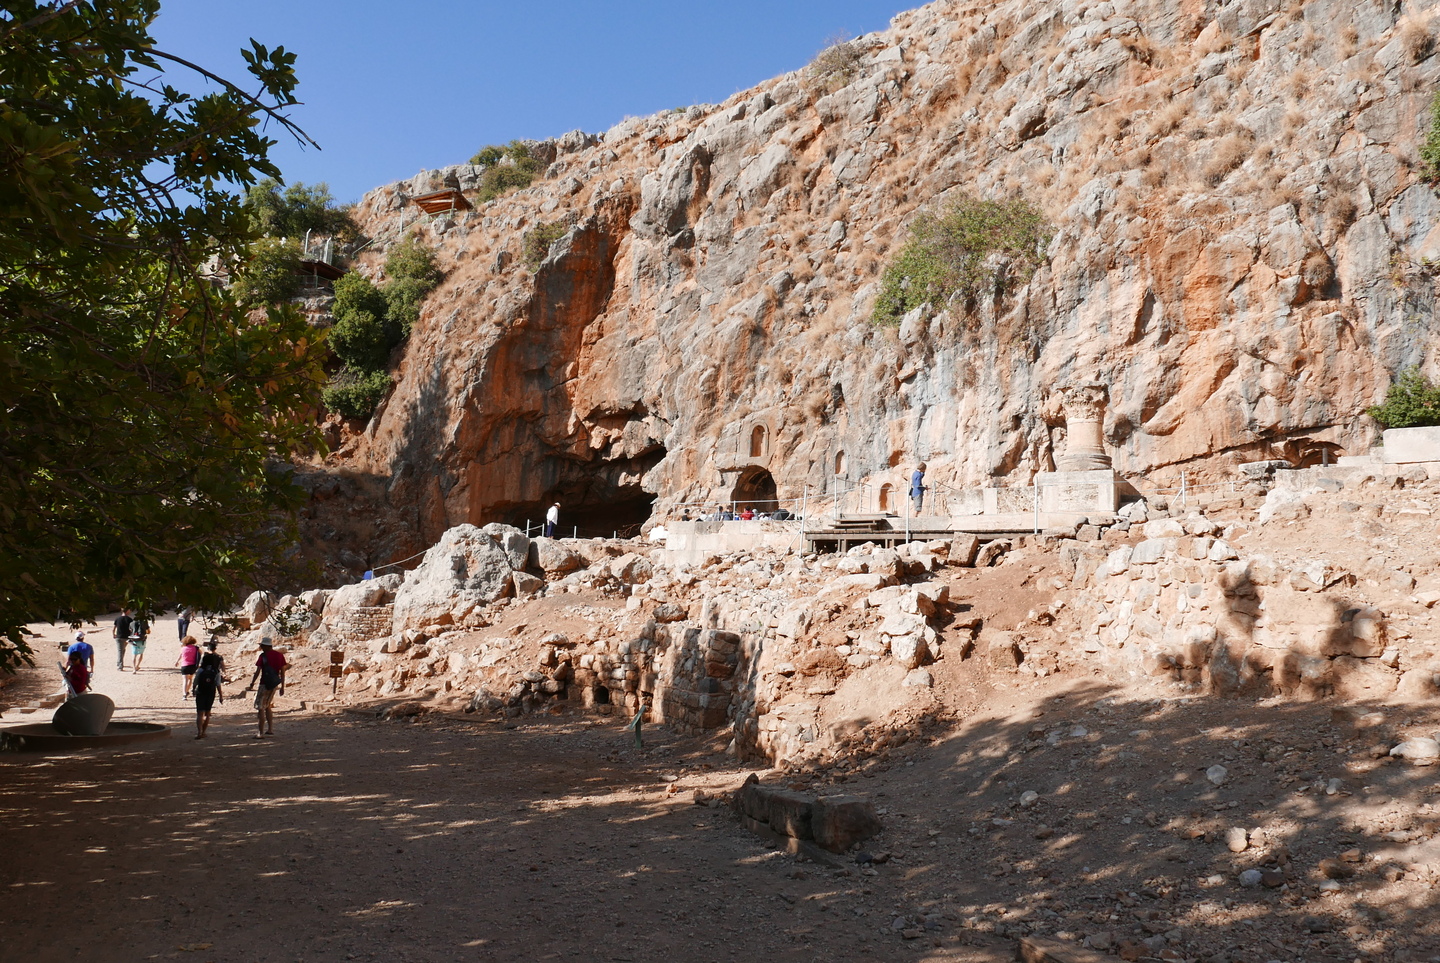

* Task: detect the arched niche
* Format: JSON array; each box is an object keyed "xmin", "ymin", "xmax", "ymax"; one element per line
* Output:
[
  {"xmin": 750, "ymin": 424, "xmax": 767, "ymax": 458},
  {"xmin": 730, "ymin": 466, "xmax": 779, "ymax": 512},
  {"xmin": 879, "ymin": 483, "xmax": 893, "ymax": 512},
  {"xmin": 834, "ymin": 450, "xmax": 846, "ymax": 476}
]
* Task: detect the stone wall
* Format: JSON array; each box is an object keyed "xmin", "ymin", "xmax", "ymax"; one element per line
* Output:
[
  {"xmin": 328, "ymin": 605, "xmax": 394, "ymax": 642},
  {"xmin": 1061, "ymin": 520, "xmax": 1432, "ymax": 701}
]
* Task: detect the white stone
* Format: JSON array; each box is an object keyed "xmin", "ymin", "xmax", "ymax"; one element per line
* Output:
[
  {"xmin": 1390, "ymin": 737, "xmax": 1440, "ymax": 762},
  {"xmin": 1205, "ymin": 764, "xmax": 1229, "ymax": 786}
]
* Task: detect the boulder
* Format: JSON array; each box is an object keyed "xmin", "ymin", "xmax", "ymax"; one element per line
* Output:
[
  {"xmin": 948, "ymin": 535, "xmax": 980, "ymax": 567},
  {"xmin": 322, "ymin": 574, "xmax": 402, "ymax": 621},
  {"xmin": 390, "ymin": 525, "xmax": 515, "ymax": 632},
  {"xmin": 609, "ymin": 553, "xmax": 653, "ymax": 584},
  {"xmin": 512, "ymin": 571, "xmax": 546, "ymax": 597},
  {"xmin": 889, "ymin": 631, "xmax": 930, "ymax": 670},
  {"xmin": 236, "ymin": 590, "xmax": 274, "ymax": 629},
  {"xmin": 300, "ymin": 589, "xmax": 333, "ymax": 615},
  {"xmin": 481, "ymin": 523, "xmax": 530, "ymax": 570},
  {"xmin": 530, "ymin": 537, "xmax": 583, "ymax": 576}
]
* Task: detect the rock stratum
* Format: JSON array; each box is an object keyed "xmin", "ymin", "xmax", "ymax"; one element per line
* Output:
[{"xmin": 315, "ymin": 0, "xmax": 1440, "ymax": 564}]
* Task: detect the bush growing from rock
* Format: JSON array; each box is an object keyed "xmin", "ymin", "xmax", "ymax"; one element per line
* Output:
[
  {"xmin": 873, "ymin": 194, "xmax": 1050, "ymax": 325},
  {"xmin": 470, "ymin": 140, "xmax": 546, "ymax": 202},
  {"xmin": 322, "ymin": 368, "xmax": 392, "ymax": 421},
  {"xmin": 522, "ymin": 222, "xmax": 567, "ymax": 271},
  {"xmin": 808, "ymin": 34, "xmax": 864, "ymax": 92},
  {"xmin": 1367, "ymin": 367, "xmax": 1440, "ymax": 429}
]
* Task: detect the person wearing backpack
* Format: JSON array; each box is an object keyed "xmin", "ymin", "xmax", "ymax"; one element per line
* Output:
[
  {"xmin": 128, "ymin": 610, "xmax": 151, "ymax": 672},
  {"xmin": 191, "ymin": 639, "xmax": 226, "ymax": 739},
  {"xmin": 245, "ymin": 639, "xmax": 286, "ymax": 738}
]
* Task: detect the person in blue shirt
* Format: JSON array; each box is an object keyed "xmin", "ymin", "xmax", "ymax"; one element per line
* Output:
[
  {"xmin": 910, "ymin": 463, "xmax": 927, "ymax": 513},
  {"xmin": 67, "ymin": 630, "xmax": 95, "ymax": 676}
]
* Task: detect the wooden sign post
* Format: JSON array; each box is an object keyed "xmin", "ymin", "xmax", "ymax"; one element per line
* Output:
[{"xmin": 329, "ymin": 650, "xmax": 344, "ymax": 696}]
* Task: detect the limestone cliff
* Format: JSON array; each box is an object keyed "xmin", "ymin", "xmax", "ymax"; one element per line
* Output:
[{"xmin": 314, "ymin": 0, "xmax": 1440, "ymax": 566}]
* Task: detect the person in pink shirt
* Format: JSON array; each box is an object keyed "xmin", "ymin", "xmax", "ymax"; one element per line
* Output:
[
  {"xmin": 175, "ymin": 635, "xmax": 201, "ymax": 699},
  {"xmin": 245, "ymin": 639, "xmax": 287, "ymax": 738}
]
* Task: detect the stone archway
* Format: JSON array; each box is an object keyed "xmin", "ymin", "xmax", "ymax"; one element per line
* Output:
[{"xmin": 731, "ymin": 467, "xmax": 779, "ymax": 512}]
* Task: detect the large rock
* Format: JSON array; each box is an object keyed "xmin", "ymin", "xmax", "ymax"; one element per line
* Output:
[
  {"xmin": 322, "ymin": 574, "xmax": 402, "ymax": 621},
  {"xmin": 481, "ymin": 523, "xmax": 530, "ymax": 571},
  {"xmin": 391, "ymin": 525, "xmax": 515, "ymax": 631},
  {"xmin": 530, "ymin": 537, "xmax": 582, "ymax": 576}
]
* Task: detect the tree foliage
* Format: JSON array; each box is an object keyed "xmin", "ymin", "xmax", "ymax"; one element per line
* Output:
[
  {"xmin": 1367, "ymin": 368, "xmax": 1440, "ymax": 429},
  {"xmin": 244, "ymin": 177, "xmax": 356, "ymax": 242},
  {"xmin": 321, "ymin": 238, "xmax": 441, "ymax": 419},
  {"xmin": 230, "ymin": 236, "xmax": 303, "ymax": 307},
  {"xmin": 873, "ymin": 194, "xmax": 1051, "ymax": 325},
  {"xmin": 0, "ymin": 1, "xmax": 330, "ymax": 669}
]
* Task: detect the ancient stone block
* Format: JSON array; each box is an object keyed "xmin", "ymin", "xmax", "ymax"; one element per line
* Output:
[{"xmin": 811, "ymin": 795, "xmax": 883, "ymax": 853}]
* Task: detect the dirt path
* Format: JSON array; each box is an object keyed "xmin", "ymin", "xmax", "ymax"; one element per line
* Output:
[
  {"xmin": 0, "ymin": 621, "xmax": 1015, "ymax": 963},
  {"xmin": 5, "ymin": 617, "xmax": 1440, "ymax": 962}
]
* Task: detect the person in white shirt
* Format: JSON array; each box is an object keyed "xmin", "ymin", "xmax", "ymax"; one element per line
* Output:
[{"xmin": 544, "ymin": 502, "xmax": 560, "ymax": 537}]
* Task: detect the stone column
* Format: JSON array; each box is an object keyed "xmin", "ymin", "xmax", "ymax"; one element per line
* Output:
[{"xmin": 1057, "ymin": 381, "xmax": 1112, "ymax": 471}]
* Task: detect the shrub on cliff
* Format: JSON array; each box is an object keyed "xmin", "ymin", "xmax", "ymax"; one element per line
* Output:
[
  {"xmin": 382, "ymin": 237, "xmax": 442, "ymax": 333},
  {"xmin": 1421, "ymin": 93, "xmax": 1440, "ymax": 186},
  {"xmin": 808, "ymin": 34, "xmax": 864, "ymax": 92},
  {"xmin": 323, "ymin": 238, "xmax": 442, "ymax": 418},
  {"xmin": 522, "ymin": 222, "xmax": 568, "ymax": 271},
  {"xmin": 1367, "ymin": 368, "xmax": 1440, "ymax": 429},
  {"xmin": 470, "ymin": 140, "xmax": 546, "ymax": 203},
  {"xmin": 873, "ymin": 195, "xmax": 1051, "ymax": 325},
  {"xmin": 322, "ymin": 368, "xmax": 393, "ymax": 421}
]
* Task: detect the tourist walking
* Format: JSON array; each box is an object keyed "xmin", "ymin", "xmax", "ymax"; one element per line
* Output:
[
  {"xmin": 192, "ymin": 639, "xmax": 226, "ymax": 739},
  {"xmin": 176, "ymin": 604, "xmax": 192, "ymax": 641},
  {"xmin": 245, "ymin": 639, "xmax": 287, "ymax": 738},
  {"xmin": 544, "ymin": 501, "xmax": 560, "ymax": 537},
  {"xmin": 68, "ymin": 630, "xmax": 95, "ymax": 675},
  {"xmin": 910, "ymin": 462, "xmax": 927, "ymax": 513},
  {"xmin": 175, "ymin": 635, "xmax": 201, "ymax": 699},
  {"xmin": 128, "ymin": 610, "xmax": 150, "ymax": 672},
  {"xmin": 112, "ymin": 608, "xmax": 133, "ymax": 670},
  {"xmin": 61, "ymin": 649, "xmax": 90, "ymax": 698}
]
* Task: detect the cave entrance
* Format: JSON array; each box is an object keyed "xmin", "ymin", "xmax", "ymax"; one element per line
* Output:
[{"xmin": 730, "ymin": 467, "xmax": 779, "ymax": 513}]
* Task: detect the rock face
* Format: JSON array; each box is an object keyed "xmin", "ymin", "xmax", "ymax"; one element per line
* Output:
[
  {"xmin": 390, "ymin": 525, "xmax": 516, "ymax": 632},
  {"xmin": 314, "ymin": 1, "xmax": 1440, "ymax": 576}
]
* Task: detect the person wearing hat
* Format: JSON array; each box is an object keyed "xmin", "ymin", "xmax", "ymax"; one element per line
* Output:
[
  {"xmin": 544, "ymin": 501, "xmax": 561, "ymax": 538},
  {"xmin": 910, "ymin": 462, "xmax": 928, "ymax": 514},
  {"xmin": 67, "ymin": 630, "xmax": 95, "ymax": 676},
  {"xmin": 245, "ymin": 638, "xmax": 287, "ymax": 738}
]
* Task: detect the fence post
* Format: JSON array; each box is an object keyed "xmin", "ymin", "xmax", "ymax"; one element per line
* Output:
[
  {"xmin": 1033, "ymin": 483, "xmax": 1039, "ymax": 535},
  {"xmin": 1180, "ymin": 471, "xmax": 1187, "ymax": 509}
]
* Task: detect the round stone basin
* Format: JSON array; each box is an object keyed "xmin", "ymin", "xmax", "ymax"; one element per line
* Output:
[{"xmin": 0, "ymin": 721, "xmax": 171, "ymax": 752}]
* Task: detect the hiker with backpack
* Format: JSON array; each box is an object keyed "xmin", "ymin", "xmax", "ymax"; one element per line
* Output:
[
  {"xmin": 245, "ymin": 639, "xmax": 286, "ymax": 738},
  {"xmin": 128, "ymin": 610, "xmax": 151, "ymax": 672},
  {"xmin": 192, "ymin": 639, "xmax": 226, "ymax": 739}
]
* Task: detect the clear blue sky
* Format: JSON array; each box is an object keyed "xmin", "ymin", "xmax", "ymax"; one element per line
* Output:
[{"xmin": 150, "ymin": 1, "xmax": 913, "ymax": 204}]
